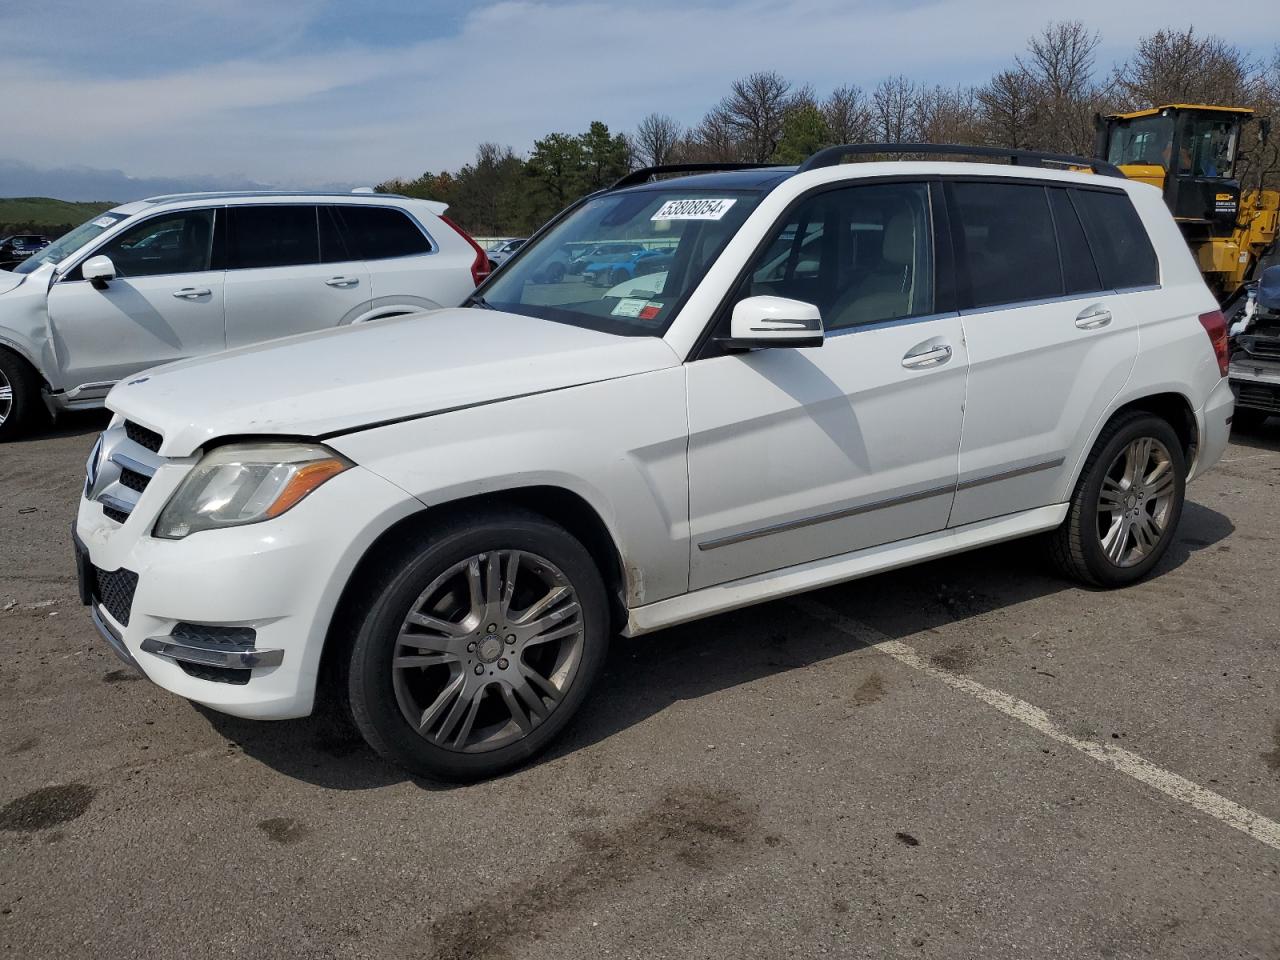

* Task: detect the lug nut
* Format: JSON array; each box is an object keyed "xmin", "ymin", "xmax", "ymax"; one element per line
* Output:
[
  {"xmin": 505, "ymin": 634, "xmax": 516, "ymax": 644},
  {"xmin": 498, "ymin": 658, "xmax": 509, "ymax": 669},
  {"xmin": 467, "ymin": 641, "xmax": 476, "ymax": 652},
  {"xmin": 487, "ymin": 623, "xmax": 497, "ymax": 633},
  {"xmin": 474, "ymin": 665, "xmax": 484, "ymax": 676}
]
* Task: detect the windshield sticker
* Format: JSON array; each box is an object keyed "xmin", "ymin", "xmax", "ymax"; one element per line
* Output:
[
  {"xmin": 92, "ymin": 216, "xmax": 118, "ymax": 229},
  {"xmin": 651, "ymin": 198, "xmax": 737, "ymax": 221},
  {"xmin": 611, "ymin": 297, "xmax": 651, "ymax": 318}
]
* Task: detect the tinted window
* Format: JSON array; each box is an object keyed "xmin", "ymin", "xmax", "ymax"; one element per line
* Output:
[
  {"xmin": 229, "ymin": 205, "xmax": 319, "ymax": 269},
  {"xmin": 950, "ymin": 181, "xmax": 1060, "ymax": 308},
  {"xmin": 1048, "ymin": 189, "xmax": 1103, "ymax": 294},
  {"xmin": 319, "ymin": 207, "xmax": 351, "ymax": 264},
  {"xmin": 337, "ymin": 206, "xmax": 431, "ymax": 260},
  {"xmin": 1071, "ymin": 189, "xmax": 1159, "ymax": 289},
  {"xmin": 736, "ymin": 181, "xmax": 934, "ymax": 331},
  {"xmin": 94, "ymin": 210, "xmax": 215, "ymax": 278}
]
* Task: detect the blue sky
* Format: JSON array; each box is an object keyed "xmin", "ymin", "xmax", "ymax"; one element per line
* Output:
[{"xmin": 1, "ymin": 0, "xmax": 1276, "ymax": 194}]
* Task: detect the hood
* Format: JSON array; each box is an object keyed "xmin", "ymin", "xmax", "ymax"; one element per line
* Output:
[
  {"xmin": 0, "ymin": 270, "xmax": 25, "ymax": 296},
  {"xmin": 107, "ymin": 308, "xmax": 681, "ymax": 457}
]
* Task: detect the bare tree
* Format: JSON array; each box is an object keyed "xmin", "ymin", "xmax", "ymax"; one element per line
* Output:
[
  {"xmin": 1018, "ymin": 20, "xmax": 1101, "ymax": 153},
  {"xmin": 823, "ymin": 84, "xmax": 873, "ymax": 144},
  {"xmin": 632, "ymin": 113, "xmax": 684, "ymax": 167},
  {"xmin": 684, "ymin": 110, "xmax": 742, "ymax": 162},
  {"xmin": 977, "ymin": 69, "xmax": 1035, "ymax": 148},
  {"xmin": 711, "ymin": 70, "xmax": 795, "ymax": 162},
  {"xmin": 1113, "ymin": 28, "xmax": 1259, "ymax": 108},
  {"xmin": 914, "ymin": 85, "xmax": 982, "ymax": 144},
  {"xmin": 872, "ymin": 75, "xmax": 918, "ymax": 142}
]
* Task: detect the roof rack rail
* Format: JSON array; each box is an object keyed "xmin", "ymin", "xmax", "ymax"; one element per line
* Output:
[
  {"xmin": 610, "ymin": 162, "xmax": 779, "ymax": 190},
  {"xmin": 797, "ymin": 143, "xmax": 1126, "ymax": 179}
]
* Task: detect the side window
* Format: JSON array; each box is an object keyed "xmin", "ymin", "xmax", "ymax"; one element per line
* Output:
[
  {"xmin": 1048, "ymin": 189, "xmax": 1103, "ymax": 295},
  {"xmin": 93, "ymin": 210, "xmax": 215, "ymax": 279},
  {"xmin": 949, "ymin": 181, "xmax": 1061, "ymax": 308},
  {"xmin": 1071, "ymin": 189, "xmax": 1159, "ymax": 290},
  {"xmin": 228, "ymin": 205, "xmax": 320, "ymax": 270},
  {"xmin": 336, "ymin": 206, "xmax": 432, "ymax": 260},
  {"xmin": 736, "ymin": 181, "xmax": 934, "ymax": 332}
]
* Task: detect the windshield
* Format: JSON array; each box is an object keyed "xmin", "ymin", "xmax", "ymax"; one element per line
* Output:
[
  {"xmin": 480, "ymin": 188, "xmax": 764, "ymax": 336},
  {"xmin": 1178, "ymin": 116, "xmax": 1237, "ymax": 178},
  {"xmin": 1107, "ymin": 116, "xmax": 1174, "ymax": 167},
  {"xmin": 14, "ymin": 211, "xmax": 128, "ymax": 274}
]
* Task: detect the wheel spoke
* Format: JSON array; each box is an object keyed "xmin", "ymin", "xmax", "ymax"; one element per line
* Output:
[
  {"xmin": 404, "ymin": 612, "xmax": 469, "ymax": 637},
  {"xmin": 518, "ymin": 602, "xmax": 581, "ymax": 643},
  {"xmin": 521, "ymin": 620, "xmax": 582, "ymax": 648},
  {"xmin": 1102, "ymin": 516, "xmax": 1130, "ymax": 564},
  {"xmin": 1098, "ymin": 476, "xmax": 1126, "ymax": 512},
  {"xmin": 1124, "ymin": 438, "xmax": 1152, "ymax": 485},
  {"xmin": 500, "ymin": 551, "xmax": 521, "ymax": 616},
  {"xmin": 0, "ymin": 385, "xmax": 12, "ymax": 401},
  {"xmin": 500, "ymin": 684, "xmax": 534, "ymax": 733},
  {"xmin": 451, "ymin": 689, "xmax": 485, "ymax": 748},
  {"xmin": 398, "ymin": 628, "xmax": 467, "ymax": 657},
  {"xmin": 393, "ymin": 652, "xmax": 456, "ymax": 669},
  {"xmin": 510, "ymin": 667, "xmax": 553, "ymax": 721},
  {"xmin": 465, "ymin": 558, "xmax": 485, "ymax": 619},
  {"xmin": 1132, "ymin": 514, "xmax": 1159, "ymax": 554},
  {"xmin": 1146, "ymin": 468, "xmax": 1175, "ymax": 501},
  {"xmin": 418, "ymin": 674, "xmax": 465, "ymax": 733},
  {"xmin": 436, "ymin": 679, "xmax": 481, "ymax": 746},
  {"xmin": 514, "ymin": 584, "xmax": 571, "ymax": 625},
  {"xmin": 483, "ymin": 552, "xmax": 503, "ymax": 615}
]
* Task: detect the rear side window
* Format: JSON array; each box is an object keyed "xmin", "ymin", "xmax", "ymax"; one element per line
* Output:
[
  {"xmin": 1070, "ymin": 189, "xmax": 1159, "ymax": 289},
  {"xmin": 1048, "ymin": 189, "xmax": 1103, "ymax": 295},
  {"xmin": 228, "ymin": 205, "xmax": 319, "ymax": 269},
  {"xmin": 949, "ymin": 181, "xmax": 1061, "ymax": 308},
  {"xmin": 337, "ymin": 206, "xmax": 432, "ymax": 260}
]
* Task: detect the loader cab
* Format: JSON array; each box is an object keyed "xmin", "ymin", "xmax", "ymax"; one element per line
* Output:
[{"xmin": 1097, "ymin": 105, "xmax": 1252, "ymax": 236}]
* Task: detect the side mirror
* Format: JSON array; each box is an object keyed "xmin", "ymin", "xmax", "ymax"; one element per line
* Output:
[
  {"xmin": 720, "ymin": 295, "xmax": 823, "ymax": 350},
  {"xmin": 82, "ymin": 255, "xmax": 116, "ymax": 289}
]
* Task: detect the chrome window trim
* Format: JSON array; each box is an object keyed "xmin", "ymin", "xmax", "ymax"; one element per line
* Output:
[
  {"xmin": 957, "ymin": 286, "xmax": 1164, "ymax": 317},
  {"xmin": 826, "ymin": 309, "xmax": 961, "ymax": 338},
  {"xmin": 697, "ymin": 456, "xmax": 1065, "ymax": 551}
]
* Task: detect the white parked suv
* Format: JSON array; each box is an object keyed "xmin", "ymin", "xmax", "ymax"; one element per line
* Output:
[
  {"xmin": 74, "ymin": 147, "xmax": 1234, "ymax": 781},
  {"xmin": 0, "ymin": 191, "xmax": 488, "ymax": 439}
]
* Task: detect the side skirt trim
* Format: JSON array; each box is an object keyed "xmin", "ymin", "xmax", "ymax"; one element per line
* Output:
[{"xmin": 626, "ymin": 503, "xmax": 1068, "ymax": 637}]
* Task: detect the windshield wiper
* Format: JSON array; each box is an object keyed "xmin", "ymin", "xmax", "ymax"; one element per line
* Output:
[{"xmin": 465, "ymin": 293, "xmax": 495, "ymax": 309}]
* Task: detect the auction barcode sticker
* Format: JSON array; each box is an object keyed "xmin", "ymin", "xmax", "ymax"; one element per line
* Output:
[{"xmin": 651, "ymin": 198, "xmax": 737, "ymax": 221}]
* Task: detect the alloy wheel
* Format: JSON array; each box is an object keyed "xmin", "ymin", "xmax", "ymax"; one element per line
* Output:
[
  {"xmin": 1095, "ymin": 436, "xmax": 1176, "ymax": 568},
  {"xmin": 391, "ymin": 550, "xmax": 585, "ymax": 753},
  {"xmin": 0, "ymin": 367, "xmax": 12, "ymax": 426}
]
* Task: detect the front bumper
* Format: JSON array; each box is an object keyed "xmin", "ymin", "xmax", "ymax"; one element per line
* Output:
[{"xmin": 75, "ymin": 463, "xmax": 420, "ymax": 719}]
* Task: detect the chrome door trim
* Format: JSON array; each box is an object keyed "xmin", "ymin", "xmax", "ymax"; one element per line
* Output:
[{"xmin": 697, "ymin": 456, "xmax": 1066, "ymax": 551}]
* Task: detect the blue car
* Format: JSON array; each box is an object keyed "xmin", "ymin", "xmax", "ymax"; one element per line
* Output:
[{"xmin": 583, "ymin": 248, "xmax": 672, "ymax": 287}]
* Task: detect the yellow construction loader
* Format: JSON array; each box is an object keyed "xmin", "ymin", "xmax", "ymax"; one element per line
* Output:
[{"xmin": 1095, "ymin": 104, "xmax": 1278, "ymax": 303}]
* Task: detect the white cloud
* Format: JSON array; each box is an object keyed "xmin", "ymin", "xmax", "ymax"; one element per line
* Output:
[{"xmin": 0, "ymin": 0, "xmax": 1276, "ymax": 187}]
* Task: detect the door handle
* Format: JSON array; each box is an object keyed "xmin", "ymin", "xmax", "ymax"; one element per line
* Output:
[
  {"xmin": 325, "ymin": 276, "xmax": 359, "ymax": 288},
  {"xmin": 1075, "ymin": 306, "xmax": 1112, "ymax": 329},
  {"xmin": 171, "ymin": 287, "xmax": 211, "ymax": 299},
  {"xmin": 902, "ymin": 343, "xmax": 952, "ymax": 369}
]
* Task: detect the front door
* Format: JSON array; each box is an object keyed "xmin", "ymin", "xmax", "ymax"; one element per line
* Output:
[
  {"xmin": 46, "ymin": 208, "xmax": 225, "ymax": 391},
  {"xmin": 686, "ymin": 181, "xmax": 968, "ymax": 589},
  {"xmin": 222, "ymin": 204, "xmax": 371, "ymax": 348}
]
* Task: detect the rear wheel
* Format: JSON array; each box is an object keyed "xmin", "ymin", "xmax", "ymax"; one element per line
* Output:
[
  {"xmin": 346, "ymin": 509, "xmax": 609, "ymax": 781},
  {"xmin": 0, "ymin": 349, "xmax": 46, "ymax": 442},
  {"xmin": 1046, "ymin": 412, "xmax": 1186, "ymax": 587}
]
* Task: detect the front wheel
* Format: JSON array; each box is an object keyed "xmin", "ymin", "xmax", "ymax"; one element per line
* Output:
[
  {"xmin": 346, "ymin": 510, "xmax": 609, "ymax": 781},
  {"xmin": 1046, "ymin": 412, "xmax": 1186, "ymax": 587},
  {"xmin": 0, "ymin": 349, "xmax": 46, "ymax": 442}
]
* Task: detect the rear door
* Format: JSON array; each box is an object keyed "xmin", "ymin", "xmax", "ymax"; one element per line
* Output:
[
  {"xmin": 947, "ymin": 180, "xmax": 1148, "ymax": 526},
  {"xmin": 222, "ymin": 204, "xmax": 370, "ymax": 348},
  {"xmin": 334, "ymin": 204, "xmax": 467, "ymax": 312},
  {"xmin": 46, "ymin": 208, "xmax": 225, "ymax": 390}
]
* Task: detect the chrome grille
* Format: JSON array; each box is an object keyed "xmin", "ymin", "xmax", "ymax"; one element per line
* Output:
[{"xmin": 86, "ymin": 421, "xmax": 167, "ymax": 523}]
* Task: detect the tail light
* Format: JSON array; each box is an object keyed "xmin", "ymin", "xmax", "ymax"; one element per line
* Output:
[
  {"xmin": 441, "ymin": 215, "xmax": 491, "ymax": 287},
  {"xmin": 1198, "ymin": 309, "xmax": 1229, "ymax": 377}
]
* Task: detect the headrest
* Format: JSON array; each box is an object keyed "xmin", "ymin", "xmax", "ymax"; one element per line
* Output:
[{"xmin": 882, "ymin": 211, "xmax": 915, "ymax": 266}]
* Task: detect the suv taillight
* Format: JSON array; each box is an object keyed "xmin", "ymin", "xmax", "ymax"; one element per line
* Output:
[
  {"xmin": 1198, "ymin": 309, "xmax": 1229, "ymax": 377},
  {"xmin": 441, "ymin": 215, "xmax": 491, "ymax": 288}
]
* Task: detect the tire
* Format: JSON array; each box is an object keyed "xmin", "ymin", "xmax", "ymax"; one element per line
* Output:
[
  {"xmin": 346, "ymin": 508, "xmax": 609, "ymax": 782},
  {"xmin": 1045, "ymin": 412, "xmax": 1186, "ymax": 587},
  {"xmin": 0, "ymin": 349, "xmax": 46, "ymax": 442},
  {"xmin": 547, "ymin": 262, "xmax": 566, "ymax": 283}
]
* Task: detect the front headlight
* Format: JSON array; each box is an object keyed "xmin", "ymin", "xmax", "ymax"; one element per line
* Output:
[{"xmin": 153, "ymin": 442, "xmax": 352, "ymax": 540}]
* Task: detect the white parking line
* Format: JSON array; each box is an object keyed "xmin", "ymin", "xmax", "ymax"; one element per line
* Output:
[{"xmin": 793, "ymin": 597, "xmax": 1280, "ymax": 853}]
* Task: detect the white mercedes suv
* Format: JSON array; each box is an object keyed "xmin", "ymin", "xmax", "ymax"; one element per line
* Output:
[
  {"xmin": 74, "ymin": 147, "xmax": 1234, "ymax": 781},
  {"xmin": 0, "ymin": 191, "xmax": 489, "ymax": 439}
]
